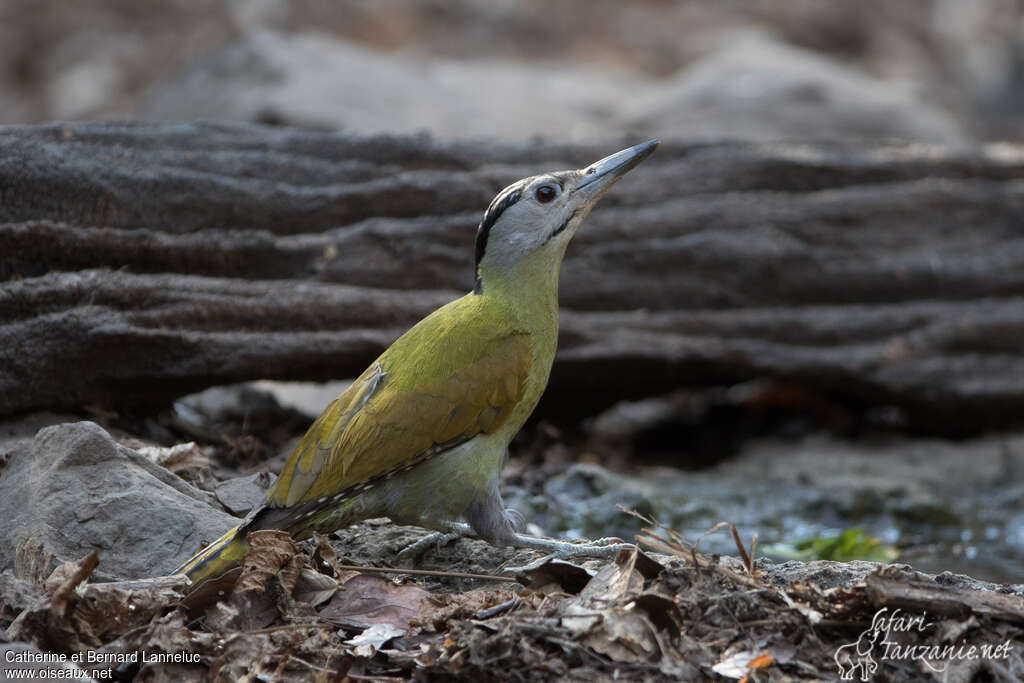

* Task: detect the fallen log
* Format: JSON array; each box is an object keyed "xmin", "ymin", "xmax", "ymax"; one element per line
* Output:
[{"xmin": 2, "ymin": 123, "xmax": 1023, "ymax": 433}]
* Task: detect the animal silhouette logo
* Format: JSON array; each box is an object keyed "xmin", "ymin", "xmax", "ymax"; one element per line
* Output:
[{"xmin": 835, "ymin": 622, "xmax": 886, "ymax": 681}]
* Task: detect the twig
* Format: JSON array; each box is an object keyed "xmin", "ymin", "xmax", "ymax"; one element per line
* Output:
[
  {"xmin": 243, "ymin": 623, "xmax": 333, "ymax": 635},
  {"xmin": 730, "ymin": 523, "xmax": 758, "ymax": 577},
  {"xmin": 333, "ymin": 563, "xmax": 519, "ymax": 583},
  {"xmin": 474, "ymin": 597, "xmax": 521, "ymax": 619},
  {"xmin": 730, "ymin": 524, "xmax": 749, "ymax": 569},
  {"xmin": 286, "ymin": 655, "xmax": 337, "ymax": 674},
  {"xmin": 347, "ymin": 674, "xmax": 407, "ymax": 681}
]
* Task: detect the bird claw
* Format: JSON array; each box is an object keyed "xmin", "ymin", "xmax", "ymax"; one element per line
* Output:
[
  {"xmin": 396, "ymin": 530, "xmax": 462, "ymax": 564},
  {"xmin": 503, "ymin": 508, "xmax": 526, "ymax": 532},
  {"xmin": 590, "ymin": 536, "xmax": 628, "ymax": 547}
]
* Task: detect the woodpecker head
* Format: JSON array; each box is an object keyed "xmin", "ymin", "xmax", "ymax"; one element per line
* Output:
[{"xmin": 473, "ymin": 139, "xmax": 659, "ymax": 293}]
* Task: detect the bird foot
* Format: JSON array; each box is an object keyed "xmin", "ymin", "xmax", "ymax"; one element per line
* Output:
[
  {"xmin": 395, "ymin": 523, "xmax": 473, "ymax": 564},
  {"xmin": 503, "ymin": 507, "xmax": 526, "ymax": 532},
  {"xmin": 503, "ymin": 534, "xmax": 635, "ymax": 573}
]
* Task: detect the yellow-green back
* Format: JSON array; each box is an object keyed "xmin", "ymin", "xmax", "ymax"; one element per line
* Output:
[{"xmin": 265, "ymin": 293, "xmax": 551, "ymax": 508}]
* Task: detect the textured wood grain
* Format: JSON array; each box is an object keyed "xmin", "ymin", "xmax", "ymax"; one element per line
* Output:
[{"xmin": 2, "ymin": 122, "xmax": 1023, "ymax": 433}]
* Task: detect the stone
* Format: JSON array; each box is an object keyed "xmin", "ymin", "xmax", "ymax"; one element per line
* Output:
[
  {"xmin": 143, "ymin": 30, "xmax": 967, "ymax": 145},
  {"xmin": 215, "ymin": 472, "xmax": 276, "ymax": 516},
  {"xmin": 143, "ymin": 31, "xmax": 628, "ymax": 142},
  {"xmin": 0, "ymin": 422, "xmax": 238, "ymax": 581},
  {"xmin": 616, "ymin": 30, "xmax": 967, "ymax": 143}
]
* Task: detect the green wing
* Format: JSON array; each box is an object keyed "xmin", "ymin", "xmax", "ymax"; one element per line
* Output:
[{"xmin": 265, "ymin": 294, "xmax": 532, "ymax": 508}]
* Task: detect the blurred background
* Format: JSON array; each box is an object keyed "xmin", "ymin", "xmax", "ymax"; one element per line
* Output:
[
  {"xmin": 2, "ymin": 1, "xmax": 1024, "ymax": 585},
  {"xmin": 4, "ymin": 0, "xmax": 1024, "ymax": 142}
]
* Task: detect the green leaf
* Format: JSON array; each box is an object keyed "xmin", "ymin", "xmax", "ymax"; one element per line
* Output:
[{"xmin": 764, "ymin": 528, "xmax": 898, "ymax": 563}]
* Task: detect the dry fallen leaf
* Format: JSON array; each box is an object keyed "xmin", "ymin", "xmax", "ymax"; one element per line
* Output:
[
  {"xmin": 207, "ymin": 631, "xmax": 276, "ymax": 681},
  {"xmin": 8, "ymin": 552, "xmax": 102, "ymax": 650},
  {"xmin": 522, "ymin": 559, "xmax": 595, "ymax": 595},
  {"xmin": 581, "ymin": 608, "xmax": 661, "ymax": 663},
  {"xmin": 206, "ymin": 590, "xmax": 279, "ymax": 632},
  {"xmin": 319, "ymin": 574, "xmax": 428, "ymax": 631},
  {"xmin": 293, "ymin": 567, "xmax": 339, "ymax": 606},
  {"xmin": 194, "ymin": 530, "xmax": 307, "ymax": 631},
  {"xmin": 630, "ymin": 592, "xmax": 684, "ymax": 635},
  {"xmin": 137, "ymin": 441, "xmax": 206, "ymax": 469},
  {"xmin": 12, "ymin": 537, "xmax": 57, "ymax": 586},
  {"xmin": 236, "ymin": 530, "xmax": 303, "ymax": 595},
  {"xmin": 560, "ymin": 603, "xmax": 601, "ymax": 636},
  {"xmin": 137, "ymin": 441, "xmax": 216, "ymax": 489},
  {"xmin": 575, "ymin": 547, "xmax": 661, "ymax": 609},
  {"xmin": 72, "ymin": 576, "xmax": 187, "ymax": 642},
  {"xmin": 548, "ymin": 548, "xmax": 671, "ymax": 665}
]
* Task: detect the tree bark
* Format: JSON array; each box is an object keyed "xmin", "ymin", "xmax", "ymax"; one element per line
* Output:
[{"xmin": 2, "ymin": 122, "xmax": 1023, "ymax": 432}]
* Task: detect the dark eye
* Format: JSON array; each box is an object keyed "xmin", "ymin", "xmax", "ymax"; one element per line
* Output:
[{"xmin": 535, "ymin": 185, "xmax": 557, "ymax": 203}]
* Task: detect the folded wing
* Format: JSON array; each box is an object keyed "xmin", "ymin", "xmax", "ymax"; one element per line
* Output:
[{"xmin": 264, "ymin": 298, "xmax": 532, "ymax": 509}]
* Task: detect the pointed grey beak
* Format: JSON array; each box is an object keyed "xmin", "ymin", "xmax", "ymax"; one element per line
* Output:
[{"xmin": 573, "ymin": 139, "xmax": 660, "ymax": 196}]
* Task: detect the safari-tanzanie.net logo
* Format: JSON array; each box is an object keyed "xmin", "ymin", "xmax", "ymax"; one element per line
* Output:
[{"xmin": 835, "ymin": 607, "xmax": 1013, "ymax": 680}]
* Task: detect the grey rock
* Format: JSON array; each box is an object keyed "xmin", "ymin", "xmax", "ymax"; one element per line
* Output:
[
  {"xmin": 176, "ymin": 385, "xmax": 265, "ymax": 424},
  {"xmin": 617, "ymin": 30, "xmax": 967, "ymax": 143},
  {"xmin": 173, "ymin": 384, "xmax": 297, "ymax": 445},
  {"xmin": 248, "ymin": 380, "xmax": 353, "ymax": 419},
  {"xmin": 588, "ymin": 396, "xmax": 680, "ymax": 442},
  {"xmin": 215, "ymin": 471, "xmax": 277, "ymax": 516},
  {"xmin": 522, "ymin": 463, "xmax": 656, "ymax": 540},
  {"xmin": 0, "ymin": 421, "xmax": 238, "ymax": 581},
  {"xmin": 144, "ymin": 30, "xmax": 967, "ymax": 145},
  {"xmin": 0, "ymin": 412, "xmax": 79, "ymax": 475},
  {"xmin": 143, "ymin": 31, "xmax": 628, "ymax": 142}
]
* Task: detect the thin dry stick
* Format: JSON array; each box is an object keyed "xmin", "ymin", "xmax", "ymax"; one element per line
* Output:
[
  {"xmin": 729, "ymin": 523, "xmax": 759, "ymax": 577},
  {"xmin": 634, "ymin": 530, "xmax": 681, "ymax": 556},
  {"xmin": 333, "ymin": 563, "xmax": 519, "ymax": 583},
  {"xmin": 286, "ymin": 655, "xmax": 337, "ymax": 674},
  {"xmin": 730, "ymin": 524, "xmax": 751, "ymax": 572},
  {"xmin": 618, "ymin": 505, "xmax": 764, "ymax": 587},
  {"xmin": 619, "ymin": 504, "xmax": 699, "ymax": 563},
  {"xmin": 348, "ymin": 674, "xmax": 408, "ymax": 681},
  {"xmin": 244, "ymin": 623, "xmax": 333, "ymax": 635}
]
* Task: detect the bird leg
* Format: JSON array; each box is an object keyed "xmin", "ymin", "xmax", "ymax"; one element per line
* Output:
[
  {"xmin": 395, "ymin": 485, "xmax": 635, "ymax": 571},
  {"xmin": 476, "ymin": 488, "xmax": 636, "ymax": 571},
  {"xmin": 395, "ymin": 521, "xmax": 634, "ymax": 572},
  {"xmin": 499, "ymin": 534, "xmax": 635, "ymax": 573}
]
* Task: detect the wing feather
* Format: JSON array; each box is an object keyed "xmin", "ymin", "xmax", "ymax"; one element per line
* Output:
[{"xmin": 265, "ymin": 297, "xmax": 532, "ymax": 509}]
